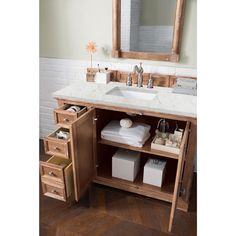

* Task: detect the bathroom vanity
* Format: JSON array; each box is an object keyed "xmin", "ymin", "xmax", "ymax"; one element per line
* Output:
[{"xmin": 40, "ymin": 78, "xmax": 196, "ymax": 232}]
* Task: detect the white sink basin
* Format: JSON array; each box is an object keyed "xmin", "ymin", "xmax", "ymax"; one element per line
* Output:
[{"xmin": 105, "ymin": 86, "xmax": 157, "ymax": 101}]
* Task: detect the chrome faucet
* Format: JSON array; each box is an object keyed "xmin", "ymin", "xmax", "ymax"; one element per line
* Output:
[
  {"xmin": 133, "ymin": 63, "xmax": 143, "ymax": 87},
  {"xmin": 126, "ymin": 73, "xmax": 132, "ymax": 86},
  {"xmin": 147, "ymin": 74, "xmax": 154, "ymax": 88}
]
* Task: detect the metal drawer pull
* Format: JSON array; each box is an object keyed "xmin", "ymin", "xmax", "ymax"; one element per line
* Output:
[
  {"xmin": 53, "ymin": 146, "xmax": 60, "ymax": 151},
  {"xmin": 48, "ymin": 171, "xmax": 54, "ymax": 176},
  {"xmin": 63, "ymin": 118, "xmax": 70, "ymax": 122}
]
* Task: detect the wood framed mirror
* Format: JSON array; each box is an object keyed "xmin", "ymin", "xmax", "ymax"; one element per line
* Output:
[{"xmin": 112, "ymin": 0, "xmax": 186, "ymax": 62}]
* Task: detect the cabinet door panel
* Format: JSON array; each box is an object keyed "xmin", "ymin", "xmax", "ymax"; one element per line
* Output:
[
  {"xmin": 69, "ymin": 108, "xmax": 95, "ymax": 201},
  {"xmin": 168, "ymin": 121, "xmax": 190, "ymax": 231}
]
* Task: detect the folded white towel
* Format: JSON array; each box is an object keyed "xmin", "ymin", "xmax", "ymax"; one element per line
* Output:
[
  {"xmin": 102, "ymin": 130, "xmax": 150, "ymax": 144},
  {"xmin": 101, "ymin": 120, "xmax": 151, "ymax": 143},
  {"xmin": 101, "ymin": 132, "xmax": 150, "ymax": 147}
]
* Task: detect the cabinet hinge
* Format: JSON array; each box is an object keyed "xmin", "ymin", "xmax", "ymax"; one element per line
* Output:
[
  {"xmin": 184, "ymin": 144, "xmax": 187, "ymax": 154},
  {"xmin": 179, "ymin": 184, "xmax": 186, "ymax": 197},
  {"xmin": 93, "ymin": 117, "xmax": 98, "ymax": 125}
]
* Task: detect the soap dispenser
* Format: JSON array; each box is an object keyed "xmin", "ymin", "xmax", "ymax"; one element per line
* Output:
[{"xmin": 156, "ymin": 119, "xmax": 169, "ymax": 138}]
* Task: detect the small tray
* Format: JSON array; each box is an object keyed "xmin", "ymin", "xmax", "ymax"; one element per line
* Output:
[{"xmin": 151, "ymin": 130, "xmax": 183, "ymax": 155}]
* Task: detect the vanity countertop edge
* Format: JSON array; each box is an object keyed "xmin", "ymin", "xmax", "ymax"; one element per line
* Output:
[{"xmin": 53, "ymin": 81, "xmax": 197, "ymax": 122}]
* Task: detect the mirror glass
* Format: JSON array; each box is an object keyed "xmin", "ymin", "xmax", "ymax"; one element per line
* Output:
[{"xmin": 120, "ymin": 0, "xmax": 176, "ymax": 53}]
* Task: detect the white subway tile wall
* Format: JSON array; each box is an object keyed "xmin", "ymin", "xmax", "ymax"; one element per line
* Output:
[
  {"xmin": 121, "ymin": 0, "xmax": 132, "ymax": 51},
  {"xmin": 40, "ymin": 58, "xmax": 87, "ymax": 138},
  {"xmin": 130, "ymin": 0, "xmax": 140, "ymax": 51},
  {"xmin": 138, "ymin": 26, "xmax": 173, "ymax": 53},
  {"xmin": 40, "ymin": 57, "xmax": 196, "ymax": 138},
  {"xmin": 120, "ymin": 0, "xmax": 173, "ymax": 53}
]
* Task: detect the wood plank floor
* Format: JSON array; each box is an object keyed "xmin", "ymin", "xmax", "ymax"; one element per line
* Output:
[{"xmin": 40, "ymin": 143, "xmax": 196, "ymax": 236}]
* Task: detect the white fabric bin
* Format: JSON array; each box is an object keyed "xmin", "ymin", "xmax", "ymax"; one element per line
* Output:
[
  {"xmin": 143, "ymin": 159, "xmax": 166, "ymax": 187},
  {"xmin": 112, "ymin": 148, "xmax": 140, "ymax": 182}
]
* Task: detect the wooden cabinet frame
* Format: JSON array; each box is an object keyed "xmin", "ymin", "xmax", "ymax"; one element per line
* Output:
[
  {"xmin": 69, "ymin": 108, "xmax": 96, "ymax": 201},
  {"xmin": 54, "ymin": 98, "xmax": 196, "ymax": 232},
  {"xmin": 112, "ymin": 0, "xmax": 186, "ymax": 62}
]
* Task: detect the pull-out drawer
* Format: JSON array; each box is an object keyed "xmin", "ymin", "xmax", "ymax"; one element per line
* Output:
[
  {"xmin": 40, "ymin": 155, "xmax": 71, "ymax": 183},
  {"xmin": 43, "ymin": 128, "xmax": 71, "ymax": 159},
  {"xmin": 54, "ymin": 104, "xmax": 87, "ymax": 126},
  {"xmin": 41, "ymin": 181, "xmax": 66, "ymax": 201},
  {"xmin": 40, "ymin": 156, "xmax": 73, "ymax": 201}
]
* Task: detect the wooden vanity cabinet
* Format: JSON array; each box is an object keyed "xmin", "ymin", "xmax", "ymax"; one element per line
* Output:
[{"xmin": 40, "ymin": 99, "xmax": 196, "ymax": 232}]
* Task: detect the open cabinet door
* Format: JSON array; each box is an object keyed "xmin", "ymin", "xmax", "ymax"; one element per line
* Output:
[
  {"xmin": 168, "ymin": 121, "xmax": 190, "ymax": 232},
  {"xmin": 69, "ymin": 108, "xmax": 96, "ymax": 201}
]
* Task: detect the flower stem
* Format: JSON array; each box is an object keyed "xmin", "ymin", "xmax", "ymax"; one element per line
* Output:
[{"xmin": 90, "ymin": 54, "xmax": 92, "ymax": 68}]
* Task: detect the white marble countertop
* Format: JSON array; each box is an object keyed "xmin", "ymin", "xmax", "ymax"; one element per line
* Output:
[{"xmin": 53, "ymin": 81, "xmax": 197, "ymax": 119}]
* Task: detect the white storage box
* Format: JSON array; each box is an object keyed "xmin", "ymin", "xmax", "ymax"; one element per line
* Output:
[
  {"xmin": 94, "ymin": 71, "xmax": 110, "ymax": 84},
  {"xmin": 143, "ymin": 159, "xmax": 166, "ymax": 187},
  {"xmin": 112, "ymin": 148, "xmax": 140, "ymax": 182}
]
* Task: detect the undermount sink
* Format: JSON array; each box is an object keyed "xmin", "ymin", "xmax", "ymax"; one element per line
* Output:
[{"xmin": 105, "ymin": 86, "xmax": 157, "ymax": 101}]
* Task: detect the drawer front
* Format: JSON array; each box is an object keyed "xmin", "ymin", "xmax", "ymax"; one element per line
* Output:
[
  {"xmin": 40, "ymin": 164, "xmax": 64, "ymax": 183},
  {"xmin": 54, "ymin": 105, "xmax": 87, "ymax": 126},
  {"xmin": 44, "ymin": 139, "xmax": 70, "ymax": 159},
  {"xmin": 40, "ymin": 156, "xmax": 73, "ymax": 201},
  {"xmin": 41, "ymin": 181, "xmax": 66, "ymax": 201},
  {"xmin": 57, "ymin": 113, "xmax": 77, "ymax": 125}
]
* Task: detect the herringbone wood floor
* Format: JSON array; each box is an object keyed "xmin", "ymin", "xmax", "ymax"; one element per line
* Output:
[{"xmin": 40, "ymin": 142, "xmax": 196, "ymax": 236}]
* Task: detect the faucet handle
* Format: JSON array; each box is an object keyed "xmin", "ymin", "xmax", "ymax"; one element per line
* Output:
[
  {"xmin": 126, "ymin": 73, "xmax": 132, "ymax": 86},
  {"xmin": 147, "ymin": 74, "xmax": 154, "ymax": 88}
]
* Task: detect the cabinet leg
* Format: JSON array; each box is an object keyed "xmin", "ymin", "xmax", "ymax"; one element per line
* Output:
[
  {"xmin": 83, "ymin": 184, "xmax": 93, "ymax": 208},
  {"xmin": 88, "ymin": 184, "xmax": 93, "ymax": 208},
  {"xmin": 66, "ymin": 194, "xmax": 77, "ymax": 208}
]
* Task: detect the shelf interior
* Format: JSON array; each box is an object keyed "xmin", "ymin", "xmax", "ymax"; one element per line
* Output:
[
  {"xmin": 95, "ymin": 144, "xmax": 178, "ymax": 201},
  {"xmin": 95, "ymin": 108, "xmax": 187, "ymax": 160},
  {"xmin": 98, "ymin": 138, "xmax": 179, "ymax": 160},
  {"xmin": 94, "ymin": 108, "xmax": 186, "ymax": 203}
]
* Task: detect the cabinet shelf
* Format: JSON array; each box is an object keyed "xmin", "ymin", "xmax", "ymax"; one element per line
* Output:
[
  {"xmin": 93, "ymin": 159, "xmax": 176, "ymax": 203},
  {"xmin": 98, "ymin": 138, "xmax": 179, "ymax": 160}
]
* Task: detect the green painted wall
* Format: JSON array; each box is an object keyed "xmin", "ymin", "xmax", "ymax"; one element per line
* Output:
[
  {"xmin": 40, "ymin": 0, "xmax": 197, "ymax": 68},
  {"xmin": 140, "ymin": 0, "xmax": 176, "ymax": 26}
]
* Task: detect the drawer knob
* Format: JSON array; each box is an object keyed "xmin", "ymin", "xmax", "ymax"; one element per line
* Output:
[
  {"xmin": 63, "ymin": 118, "xmax": 70, "ymax": 122},
  {"xmin": 48, "ymin": 171, "xmax": 54, "ymax": 176},
  {"xmin": 54, "ymin": 146, "xmax": 60, "ymax": 151}
]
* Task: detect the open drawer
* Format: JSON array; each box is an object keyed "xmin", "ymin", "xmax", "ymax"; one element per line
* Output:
[
  {"xmin": 42, "ymin": 108, "xmax": 96, "ymax": 202},
  {"xmin": 40, "ymin": 155, "xmax": 73, "ymax": 201},
  {"xmin": 54, "ymin": 104, "xmax": 87, "ymax": 126},
  {"xmin": 43, "ymin": 128, "xmax": 71, "ymax": 159}
]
